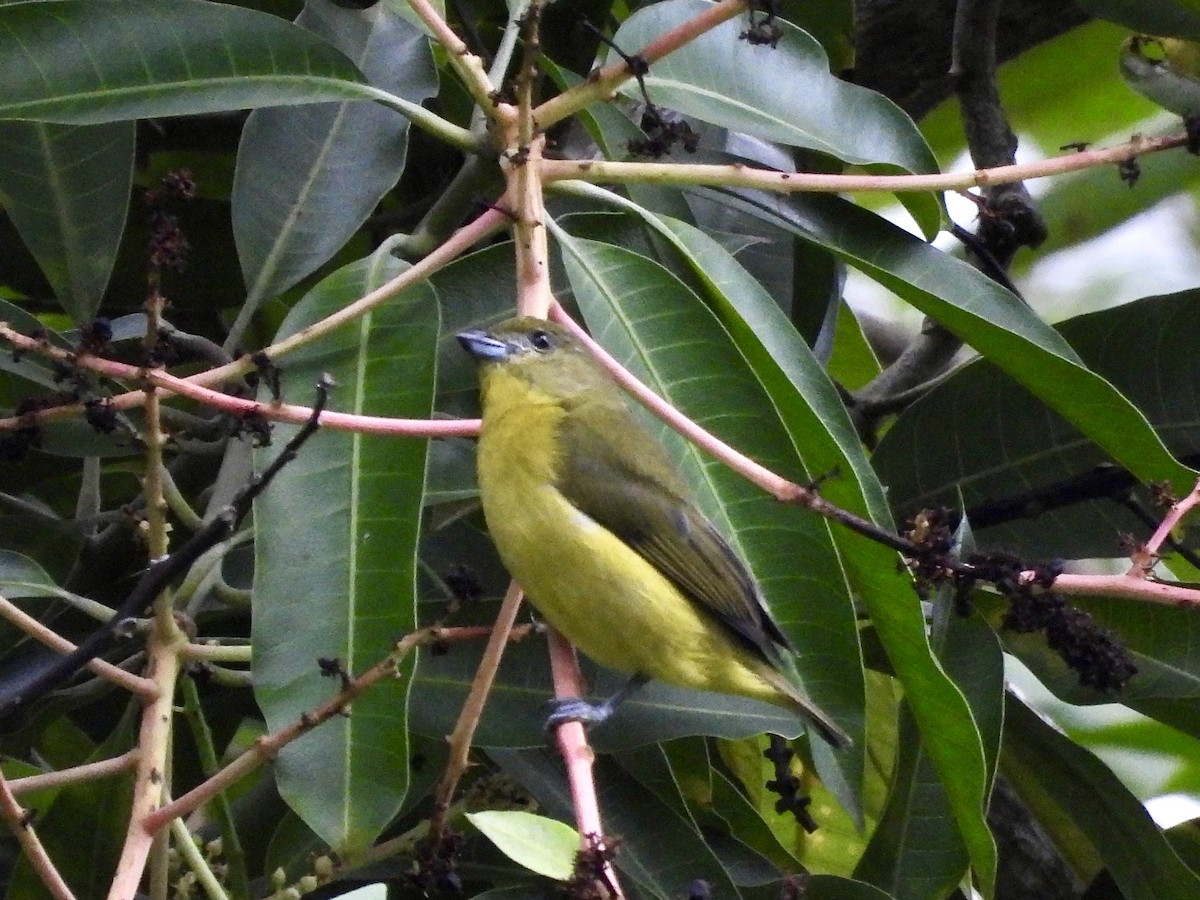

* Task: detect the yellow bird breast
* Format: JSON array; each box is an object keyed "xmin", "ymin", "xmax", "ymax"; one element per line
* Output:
[{"xmin": 476, "ymin": 376, "xmax": 786, "ymax": 706}]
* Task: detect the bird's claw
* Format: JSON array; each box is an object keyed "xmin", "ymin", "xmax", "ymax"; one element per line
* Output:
[{"xmin": 544, "ymin": 697, "xmax": 613, "ymax": 730}]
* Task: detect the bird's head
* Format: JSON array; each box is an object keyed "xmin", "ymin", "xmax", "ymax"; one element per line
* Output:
[{"xmin": 457, "ymin": 317, "xmax": 610, "ymax": 405}]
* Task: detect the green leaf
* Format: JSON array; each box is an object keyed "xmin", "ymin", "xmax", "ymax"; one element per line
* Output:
[
  {"xmin": 611, "ymin": 0, "xmax": 937, "ymax": 172},
  {"xmin": 552, "ymin": 227, "xmax": 865, "ymax": 755},
  {"xmin": 466, "ymin": 810, "xmax": 579, "ymax": 881},
  {"xmin": 1002, "ymin": 696, "xmax": 1200, "ymax": 899},
  {"xmin": 659, "ymin": 737, "xmax": 804, "ymax": 876},
  {"xmin": 0, "ymin": 0, "xmax": 390, "ymax": 125},
  {"xmin": 0, "ymin": 549, "xmax": 58, "ymax": 598},
  {"xmin": 232, "ymin": 1, "xmax": 437, "ymax": 318},
  {"xmin": 856, "ymin": 612, "xmax": 1004, "ymax": 899},
  {"xmin": 0, "ymin": 121, "xmax": 133, "ymax": 323},
  {"xmin": 609, "ymin": 0, "xmax": 941, "ymax": 235},
  {"xmin": 551, "ymin": 219, "xmax": 996, "ymax": 892},
  {"xmin": 874, "ymin": 288, "xmax": 1200, "ymax": 558},
  {"xmin": 411, "ymin": 640, "xmax": 816, "ymax": 750},
  {"xmin": 252, "ymin": 252, "xmax": 439, "ymax": 856},
  {"xmin": 978, "ymin": 589, "xmax": 1200, "ymax": 743},
  {"xmin": 716, "ymin": 190, "xmax": 1193, "ymax": 496}
]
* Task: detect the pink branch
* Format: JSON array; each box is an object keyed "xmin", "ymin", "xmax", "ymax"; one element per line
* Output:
[
  {"xmin": 431, "ymin": 583, "xmax": 528, "ymax": 837},
  {"xmin": 1037, "ymin": 572, "xmax": 1200, "ymax": 608},
  {"xmin": 540, "ymin": 132, "xmax": 1187, "ymax": 195},
  {"xmin": 1135, "ymin": 478, "xmax": 1200, "ymax": 574},
  {"xmin": 9, "ymin": 751, "xmax": 139, "ymax": 796},
  {"xmin": 549, "ymin": 305, "xmax": 793, "ymax": 499},
  {"xmin": 547, "ymin": 630, "xmax": 624, "ymax": 898},
  {"xmin": 0, "ymin": 326, "xmax": 479, "ymax": 439},
  {"xmin": 0, "ymin": 208, "xmax": 507, "ymax": 434}
]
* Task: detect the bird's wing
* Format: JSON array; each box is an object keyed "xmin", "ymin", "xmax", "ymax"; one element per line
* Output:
[{"xmin": 555, "ymin": 403, "xmax": 793, "ymax": 663}]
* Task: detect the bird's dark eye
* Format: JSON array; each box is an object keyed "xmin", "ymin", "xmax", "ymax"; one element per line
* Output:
[{"xmin": 529, "ymin": 330, "xmax": 553, "ymax": 352}]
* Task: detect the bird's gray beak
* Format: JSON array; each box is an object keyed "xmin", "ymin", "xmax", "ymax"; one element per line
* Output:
[{"xmin": 456, "ymin": 329, "xmax": 509, "ymax": 362}]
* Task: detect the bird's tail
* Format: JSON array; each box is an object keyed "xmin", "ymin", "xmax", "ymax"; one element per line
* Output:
[{"xmin": 762, "ymin": 669, "xmax": 852, "ymax": 748}]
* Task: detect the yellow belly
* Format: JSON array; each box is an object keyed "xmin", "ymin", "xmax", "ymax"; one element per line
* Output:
[{"xmin": 476, "ymin": 389, "xmax": 786, "ymax": 706}]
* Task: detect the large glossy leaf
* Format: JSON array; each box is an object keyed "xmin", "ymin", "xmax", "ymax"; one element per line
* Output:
[
  {"xmin": 657, "ymin": 737, "xmax": 802, "ymax": 875},
  {"xmin": 874, "ymin": 289, "xmax": 1200, "ymax": 558},
  {"xmin": 232, "ymin": 1, "xmax": 437, "ymax": 321},
  {"xmin": 0, "ymin": 121, "xmax": 133, "ymax": 323},
  {"xmin": 978, "ymin": 589, "xmax": 1200, "ymax": 742},
  {"xmin": 552, "ymin": 230, "xmax": 864, "ymax": 754},
  {"xmin": 551, "ymin": 215, "xmax": 997, "ymax": 891},
  {"xmin": 609, "ymin": 0, "xmax": 941, "ymax": 236},
  {"xmin": 615, "ymin": 743, "xmax": 787, "ymax": 886},
  {"xmin": 252, "ymin": 253, "xmax": 438, "ymax": 855},
  {"xmin": 0, "ymin": 0, "xmax": 392, "ymax": 125},
  {"xmin": 612, "ymin": 0, "xmax": 936, "ymax": 170},
  {"xmin": 570, "ymin": 206, "xmax": 884, "ymax": 801},
  {"xmin": 711, "ymin": 189, "xmax": 1193, "ymax": 496},
  {"xmin": 410, "ymin": 634, "xmax": 810, "ymax": 751},
  {"xmin": 855, "ymin": 611, "xmax": 1004, "ymax": 899},
  {"xmin": 1002, "ymin": 696, "xmax": 1200, "ymax": 899}
]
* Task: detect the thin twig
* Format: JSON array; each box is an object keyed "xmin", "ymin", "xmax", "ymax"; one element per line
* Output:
[
  {"xmin": 547, "ymin": 630, "xmax": 624, "ymax": 898},
  {"xmin": 170, "ymin": 814, "xmax": 230, "ymax": 900},
  {"xmin": 547, "ymin": 305, "xmax": 914, "ymax": 553},
  {"xmin": 142, "ymin": 625, "xmax": 516, "ymax": 834},
  {"xmin": 406, "ymin": 0, "xmax": 503, "ymax": 115},
  {"xmin": 1023, "ymin": 571, "xmax": 1200, "ymax": 608},
  {"xmin": 0, "ymin": 326, "xmax": 478, "ymax": 440},
  {"xmin": 0, "ymin": 207, "xmax": 508, "ymax": 433},
  {"xmin": 507, "ymin": 6, "xmax": 554, "ymax": 318},
  {"xmin": 1135, "ymin": 479, "xmax": 1200, "ymax": 574},
  {"xmin": 533, "ymin": 0, "xmax": 747, "ymax": 130},
  {"xmin": 539, "ymin": 131, "xmax": 1187, "ymax": 195},
  {"xmin": 8, "ymin": 750, "xmax": 140, "ymax": 796},
  {"xmin": 180, "ymin": 675, "xmax": 248, "ymax": 894},
  {"xmin": 181, "ymin": 642, "xmax": 252, "ymax": 663},
  {"xmin": 430, "ymin": 584, "xmax": 528, "ymax": 838},
  {"xmin": 0, "ymin": 595, "xmax": 156, "ymax": 698},
  {"xmin": 0, "ymin": 769, "xmax": 76, "ymax": 900}
]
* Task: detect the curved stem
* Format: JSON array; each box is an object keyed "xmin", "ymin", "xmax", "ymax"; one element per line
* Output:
[
  {"xmin": 540, "ymin": 131, "xmax": 1186, "ymax": 194},
  {"xmin": 429, "ymin": 583, "xmax": 526, "ymax": 838}
]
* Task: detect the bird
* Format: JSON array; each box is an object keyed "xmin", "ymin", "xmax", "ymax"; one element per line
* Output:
[{"xmin": 457, "ymin": 317, "xmax": 849, "ymax": 748}]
